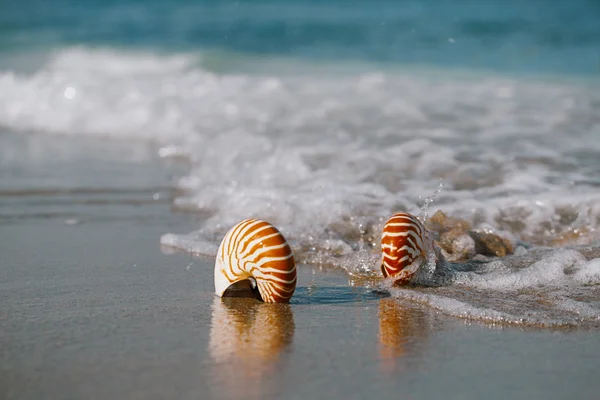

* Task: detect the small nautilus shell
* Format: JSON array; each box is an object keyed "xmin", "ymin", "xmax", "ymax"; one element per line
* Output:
[
  {"xmin": 214, "ymin": 219, "xmax": 297, "ymax": 303},
  {"xmin": 381, "ymin": 212, "xmax": 429, "ymax": 284}
]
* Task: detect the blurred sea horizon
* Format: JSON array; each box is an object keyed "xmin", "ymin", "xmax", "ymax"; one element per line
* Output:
[{"xmin": 1, "ymin": 0, "xmax": 599, "ymax": 76}]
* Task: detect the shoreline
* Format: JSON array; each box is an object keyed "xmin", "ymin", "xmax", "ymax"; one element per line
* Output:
[{"xmin": 1, "ymin": 132, "xmax": 600, "ymax": 399}]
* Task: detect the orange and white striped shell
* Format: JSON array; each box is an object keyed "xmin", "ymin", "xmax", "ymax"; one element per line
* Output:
[
  {"xmin": 381, "ymin": 212, "xmax": 429, "ymax": 284},
  {"xmin": 214, "ymin": 219, "xmax": 296, "ymax": 303}
]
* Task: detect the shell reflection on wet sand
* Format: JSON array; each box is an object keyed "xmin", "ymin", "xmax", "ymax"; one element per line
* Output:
[
  {"xmin": 214, "ymin": 219, "xmax": 297, "ymax": 303},
  {"xmin": 209, "ymin": 297, "xmax": 295, "ymax": 398},
  {"xmin": 378, "ymin": 298, "xmax": 430, "ymax": 375}
]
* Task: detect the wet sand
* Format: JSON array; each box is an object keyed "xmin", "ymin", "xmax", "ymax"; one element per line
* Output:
[{"xmin": 1, "ymin": 133, "xmax": 599, "ymax": 400}]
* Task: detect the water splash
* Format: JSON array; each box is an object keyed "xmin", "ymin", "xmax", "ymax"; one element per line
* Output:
[{"xmin": 418, "ymin": 179, "xmax": 444, "ymax": 223}]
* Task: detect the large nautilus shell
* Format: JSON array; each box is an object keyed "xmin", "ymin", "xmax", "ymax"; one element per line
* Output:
[
  {"xmin": 381, "ymin": 212, "xmax": 429, "ymax": 284},
  {"xmin": 214, "ymin": 219, "xmax": 297, "ymax": 303}
]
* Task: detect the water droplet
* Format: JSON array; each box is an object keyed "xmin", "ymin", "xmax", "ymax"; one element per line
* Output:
[{"xmin": 64, "ymin": 86, "xmax": 76, "ymax": 99}]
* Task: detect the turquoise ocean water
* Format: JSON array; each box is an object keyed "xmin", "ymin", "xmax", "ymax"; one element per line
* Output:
[{"xmin": 1, "ymin": 0, "xmax": 599, "ymax": 75}]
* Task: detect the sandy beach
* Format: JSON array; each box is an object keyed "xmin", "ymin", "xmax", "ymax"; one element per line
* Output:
[
  {"xmin": 1, "ymin": 133, "xmax": 599, "ymax": 400},
  {"xmin": 2, "ymin": 1, "xmax": 600, "ymax": 398}
]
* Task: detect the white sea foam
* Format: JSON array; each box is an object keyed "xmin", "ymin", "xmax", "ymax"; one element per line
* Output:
[
  {"xmin": 385, "ymin": 248, "xmax": 600, "ymax": 327},
  {"xmin": 456, "ymin": 249, "xmax": 589, "ymax": 290},
  {"xmin": 0, "ymin": 48, "xmax": 201, "ymax": 140},
  {"xmin": 2, "ymin": 47, "xmax": 599, "ymax": 326}
]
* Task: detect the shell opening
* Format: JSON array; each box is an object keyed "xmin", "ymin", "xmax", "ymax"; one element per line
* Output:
[
  {"xmin": 381, "ymin": 263, "xmax": 389, "ymax": 278},
  {"xmin": 221, "ymin": 278, "xmax": 263, "ymax": 301}
]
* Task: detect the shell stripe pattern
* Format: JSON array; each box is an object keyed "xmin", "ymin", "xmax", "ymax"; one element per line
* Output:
[
  {"xmin": 381, "ymin": 213, "xmax": 427, "ymax": 283},
  {"xmin": 215, "ymin": 219, "xmax": 297, "ymax": 303}
]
